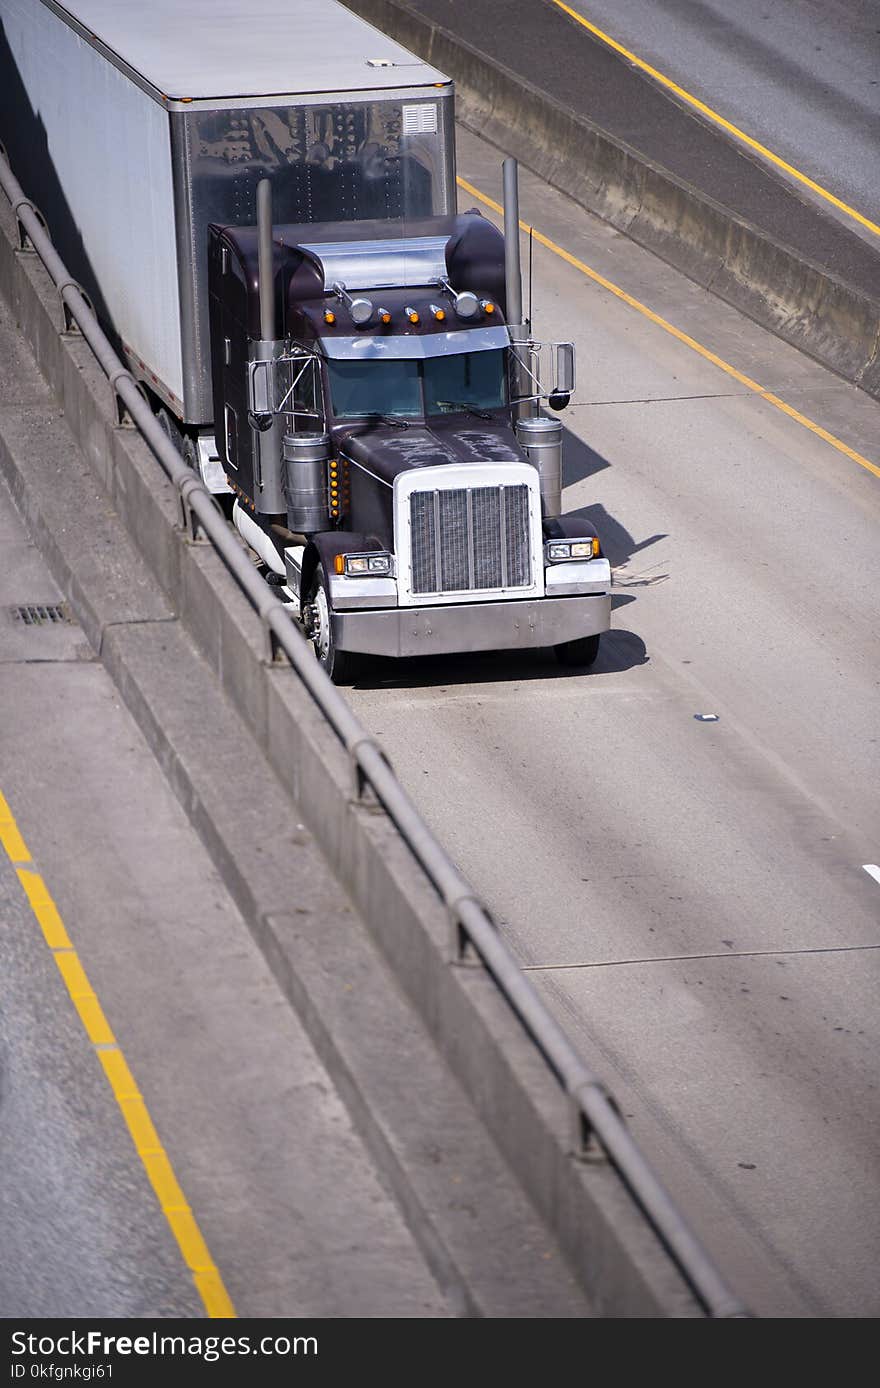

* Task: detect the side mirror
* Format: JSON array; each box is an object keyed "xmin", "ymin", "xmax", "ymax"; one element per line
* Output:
[
  {"xmin": 548, "ymin": 391, "xmax": 570, "ymax": 411},
  {"xmin": 248, "ymin": 410, "xmax": 274, "ymax": 433},
  {"xmin": 553, "ymin": 341, "xmax": 576, "ymax": 395}
]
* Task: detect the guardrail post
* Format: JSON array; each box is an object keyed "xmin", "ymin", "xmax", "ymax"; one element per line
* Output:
[
  {"xmin": 447, "ymin": 895, "xmax": 492, "ymax": 965},
  {"xmin": 11, "ymin": 196, "xmax": 47, "ymax": 252},
  {"xmin": 346, "ymin": 735, "xmax": 392, "ymax": 806},
  {"xmin": 176, "ymin": 473, "xmax": 215, "ymax": 546},
  {"xmin": 108, "ymin": 368, "xmax": 146, "ymax": 428},
  {"xmin": 57, "ymin": 280, "xmax": 94, "ymax": 334},
  {"xmin": 569, "ymin": 1078, "xmax": 621, "ymax": 1162}
]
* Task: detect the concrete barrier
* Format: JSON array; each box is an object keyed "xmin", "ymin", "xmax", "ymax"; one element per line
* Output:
[
  {"xmin": 0, "ymin": 185, "xmax": 715, "ymax": 1314},
  {"xmin": 342, "ymin": 0, "xmax": 880, "ymax": 400}
]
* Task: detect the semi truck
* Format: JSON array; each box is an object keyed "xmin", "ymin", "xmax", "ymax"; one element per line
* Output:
[{"xmin": 0, "ymin": 0, "xmax": 611, "ymax": 681}]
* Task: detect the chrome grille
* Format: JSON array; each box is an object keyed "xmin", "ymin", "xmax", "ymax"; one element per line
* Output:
[
  {"xmin": 410, "ymin": 491, "xmax": 437, "ymax": 594},
  {"xmin": 439, "ymin": 490, "xmax": 470, "ymax": 591},
  {"xmin": 409, "ymin": 483, "xmax": 532, "ymax": 595},
  {"xmin": 505, "ymin": 486, "xmax": 531, "ymax": 586}
]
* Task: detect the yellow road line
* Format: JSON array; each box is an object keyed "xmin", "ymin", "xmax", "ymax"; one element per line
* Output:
[
  {"xmin": 550, "ymin": 0, "xmax": 880, "ymax": 240},
  {"xmin": 0, "ymin": 787, "xmax": 235, "ymax": 1318},
  {"xmin": 456, "ymin": 175, "xmax": 880, "ymax": 481}
]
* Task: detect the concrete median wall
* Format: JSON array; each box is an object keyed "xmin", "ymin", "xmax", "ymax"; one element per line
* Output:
[
  {"xmin": 0, "ymin": 192, "xmax": 712, "ymax": 1313},
  {"xmin": 342, "ymin": 0, "xmax": 880, "ymax": 400}
]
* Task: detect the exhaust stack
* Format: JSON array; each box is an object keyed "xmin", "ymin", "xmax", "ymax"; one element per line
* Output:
[
  {"xmin": 502, "ymin": 158, "xmax": 533, "ymax": 420},
  {"xmin": 503, "ymin": 157, "xmax": 523, "ymax": 330},
  {"xmin": 257, "ymin": 178, "xmax": 275, "ymax": 340},
  {"xmin": 248, "ymin": 178, "xmax": 285, "ymax": 513}
]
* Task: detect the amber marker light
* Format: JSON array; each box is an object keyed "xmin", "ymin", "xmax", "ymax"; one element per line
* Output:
[
  {"xmin": 379, "ymin": 308, "xmax": 392, "ymax": 324},
  {"xmin": 405, "ymin": 307, "xmax": 419, "ymax": 324},
  {"xmin": 334, "ymin": 554, "xmax": 345, "ymax": 574},
  {"xmin": 324, "ymin": 309, "xmax": 336, "ymax": 325},
  {"xmin": 430, "ymin": 304, "xmax": 446, "ymax": 321},
  {"xmin": 481, "ymin": 300, "xmax": 495, "ymax": 315}
]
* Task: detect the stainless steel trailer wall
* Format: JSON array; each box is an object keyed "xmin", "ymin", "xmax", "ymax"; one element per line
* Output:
[
  {"xmin": 2, "ymin": 0, "xmax": 185, "ymax": 407},
  {"xmin": 0, "ymin": 0, "xmax": 455, "ymax": 424}
]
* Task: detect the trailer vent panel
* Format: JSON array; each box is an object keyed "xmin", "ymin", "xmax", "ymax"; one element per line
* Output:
[
  {"xmin": 409, "ymin": 484, "xmax": 531, "ymax": 595},
  {"xmin": 403, "ymin": 103, "xmax": 438, "ymax": 134}
]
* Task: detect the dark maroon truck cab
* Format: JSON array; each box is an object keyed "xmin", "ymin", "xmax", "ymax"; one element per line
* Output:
[{"xmin": 207, "ymin": 201, "xmax": 610, "ymax": 681}]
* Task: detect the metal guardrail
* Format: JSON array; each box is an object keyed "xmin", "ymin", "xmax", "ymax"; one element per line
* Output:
[{"xmin": 0, "ymin": 144, "xmax": 750, "ymax": 1318}]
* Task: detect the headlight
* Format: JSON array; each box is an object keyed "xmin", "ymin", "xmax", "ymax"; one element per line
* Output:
[
  {"xmin": 545, "ymin": 538, "xmax": 599, "ymax": 562},
  {"xmin": 341, "ymin": 552, "xmax": 393, "ymax": 576}
]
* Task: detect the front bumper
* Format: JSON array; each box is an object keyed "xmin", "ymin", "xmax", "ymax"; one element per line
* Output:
[{"xmin": 332, "ymin": 592, "xmax": 612, "ymax": 658}]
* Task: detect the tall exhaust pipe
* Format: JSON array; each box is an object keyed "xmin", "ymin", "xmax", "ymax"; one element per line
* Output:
[
  {"xmin": 503, "ymin": 157, "xmax": 522, "ymax": 330},
  {"xmin": 257, "ymin": 177, "xmax": 274, "ymax": 340},
  {"xmin": 249, "ymin": 177, "xmax": 285, "ymax": 513},
  {"xmin": 502, "ymin": 158, "xmax": 532, "ymax": 420}
]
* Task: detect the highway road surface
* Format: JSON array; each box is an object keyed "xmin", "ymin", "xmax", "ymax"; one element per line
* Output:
[
  {"xmin": 547, "ymin": 0, "xmax": 880, "ymax": 234},
  {"xmin": 347, "ymin": 126, "xmax": 880, "ymax": 1318}
]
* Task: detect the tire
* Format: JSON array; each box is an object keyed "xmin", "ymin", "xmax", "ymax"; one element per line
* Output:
[
  {"xmin": 305, "ymin": 564, "xmax": 361, "ymax": 685},
  {"xmin": 156, "ymin": 408, "xmax": 202, "ymax": 475},
  {"xmin": 554, "ymin": 632, "xmax": 601, "ymax": 668},
  {"xmin": 157, "ymin": 410, "xmax": 234, "ymax": 519},
  {"xmin": 155, "ymin": 406, "xmax": 185, "ymax": 454}
]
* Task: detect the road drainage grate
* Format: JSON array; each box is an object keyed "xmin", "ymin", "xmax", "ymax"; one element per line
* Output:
[{"xmin": 11, "ymin": 603, "xmax": 72, "ymax": 626}]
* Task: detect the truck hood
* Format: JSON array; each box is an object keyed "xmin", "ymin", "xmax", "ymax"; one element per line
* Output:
[{"xmin": 336, "ymin": 419, "xmax": 526, "ymax": 485}]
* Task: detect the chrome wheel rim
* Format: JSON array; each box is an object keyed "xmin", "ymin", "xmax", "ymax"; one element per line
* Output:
[{"xmin": 311, "ymin": 582, "xmax": 331, "ymax": 664}]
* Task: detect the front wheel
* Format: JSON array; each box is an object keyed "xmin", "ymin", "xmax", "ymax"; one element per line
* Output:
[
  {"xmin": 305, "ymin": 565, "xmax": 361, "ymax": 685},
  {"xmin": 554, "ymin": 632, "xmax": 601, "ymax": 668}
]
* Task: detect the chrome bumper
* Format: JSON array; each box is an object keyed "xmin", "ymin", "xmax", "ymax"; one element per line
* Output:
[{"xmin": 332, "ymin": 593, "xmax": 612, "ymax": 658}]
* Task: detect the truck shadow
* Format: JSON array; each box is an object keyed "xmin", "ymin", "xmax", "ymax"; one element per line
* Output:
[
  {"xmin": 561, "ymin": 426, "xmax": 611, "ymax": 486},
  {"xmin": 566, "ymin": 501, "xmax": 668, "ymax": 572},
  {"xmin": 351, "ymin": 626, "xmax": 648, "ymax": 691},
  {"xmin": 561, "ymin": 425, "xmax": 668, "ymax": 565}
]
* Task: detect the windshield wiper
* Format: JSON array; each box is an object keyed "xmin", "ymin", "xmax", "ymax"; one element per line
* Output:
[
  {"xmin": 361, "ymin": 411, "xmax": 410, "ymax": 430},
  {"xmin": 435, "ymin": 399, "xmax": 493, "ymax": 420}
]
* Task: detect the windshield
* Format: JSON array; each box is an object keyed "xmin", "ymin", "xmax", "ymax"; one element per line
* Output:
[
  {"xmin": 327, "ymin": 350, "xmax": 506, "ymax": 421},
  {"xmin": 326, "ymin": 359, "xmax": 422, "ymax": 419},
  {"xmin": 424, "ymin": 350, "xmax": 506, "ymax": 415}
]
